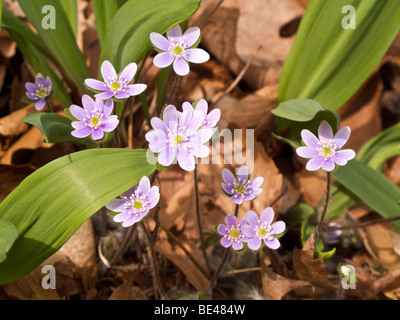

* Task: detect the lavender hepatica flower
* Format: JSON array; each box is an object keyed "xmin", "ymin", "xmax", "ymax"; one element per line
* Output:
[
  {"xmin": 242, "ymin": 208, "xmax": 286, "ymax": 251},
  {"xmin": 25, "ymin": 74, "xmax": 52, "ymax": 110},
  {"xmin": 85, "ymin": 60, "xmax": 147, "ymax": 100},
  {"xmin": 70, "ymin": 94, "xmax": 119, "ymax": 140},
  {"xmin": 221, "ymin": 166, "xmax": 263, "ymax": 205},
  {"xmin": 296, "ymin": 121, "xmax": 356, "ymax": 172},
  {"xmin": 106, "ymin": 176, "xmax": 160, "ymax": 227},
  {"xmin": 150, "ymin": 25, "xmax": 210, "ymax": 76},
  {"xmin": 182, "ymin": 99, "xmax": 221, "ymax": 133},
  {"xmin": 145, "ymin": 104, "xmax": 213, "ymax": 171},
  {"xmin": 217, "ymin": 214, "xmax": 249, "ymax": 251}
]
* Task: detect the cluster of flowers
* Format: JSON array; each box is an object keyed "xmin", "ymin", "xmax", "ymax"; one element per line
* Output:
[{"xmin": 24, "ymin": 22, "xmax": 357, "ymax": 252}]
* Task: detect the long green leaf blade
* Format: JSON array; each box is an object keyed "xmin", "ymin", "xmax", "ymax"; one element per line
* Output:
[
  {"xmin": 101, "ymin": 0, "xmax": 201, "ymax": 71},
  {"xmin": 17, "ymin": 0, "xmax": 91, "ymax": 90},
  {"xmin": 279, "ymin": 0, "xmax": 400, "ymax": 110},
  {"xmin": 0, "ymin": 220, "xmax": 18, "ymax": 263},
  {"xmin": 0, "ymin": 149, "xmax": 155, "ymax": 284},
  {"xmin": 60, "ymin": 0, "xmax": 78, "ymax": 37}
]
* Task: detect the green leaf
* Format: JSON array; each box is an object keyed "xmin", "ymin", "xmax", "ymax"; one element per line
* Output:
[
  {"xmin": 60, "ymin": 0, "xmax": 78, "ymax": 37},
  {"xmin": 272, "ymin": 99, "xmax": 340, "ymax": 137},
  {"xmin": 100, "ymin": 0, "xmax": 201, "ymax": 71},
  {"xmin": 0, "ymin": 220, "xmax": 18, "ymax": 263},
  {"xmin": 286, "ymin": 203, "xmax": 314, "ymax": 228},
  {"xmin": 279, "ymin": 0, "xmax": 400, "ymax": 111},
  {"xmin": 0, "ymin": 148, "xmax": 156, "ymax": 284},
  {"xmin": 17, "ymin": 0, "xmax": 91, "ymax": 90},
  {"xmin": 332, "ymin": 160, "xmax": 400, "ymax": 228},
  {"xmin": 0, "ymin": 0, "xmax": 3, "ymax": 33},
  {"xmin": 326, "ymin": 123, "xmax": 400, "ymax": 218},
  {"xmin": 92, "ymin": 0, "xmax": 125, "ymax": 49},
  {"xmin": 2, "ymin": 8, "xmax": 72, "ymax": 107},
  {"xmin": 22, "ymin": 112, "xmax": 97, "ymax": 148}
]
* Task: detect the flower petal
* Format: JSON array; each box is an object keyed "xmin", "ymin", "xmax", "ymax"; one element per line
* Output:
[
  {"xmin": 166, "ymin": 24, "xmax": 182, "ymax": 41},
  {"xmin": 173, "ymin": 56, "xmax": 190, "ymax": 76},
  {"xmin": 249, "ymin": 177, "xmax": 263, "ymax": 189},
  {"xmin": 225, "ymin": 214, "xmax": 237, "ymax": 228},
  {"xmin": 103, "ymin": 99, "xmax": 114, "ymax": 117},
  {"xmin": 153, "ymin": 52, "xmax": 174, "ymax": 68},
  {"xmin": 301, "ymin": 129, "xmax": 320, "ymax": 149},
  {"xmin": 318, "ymin": 120, "xmax": 333, "ymax": 141},
  {"xmin": 106, "ymin": 199, "xmax": 126, "ymax": 212},
  {"xmin": 138, "ymin": 176, "xmax": 151, "ymax": 195},
  {"xmin": 246, "ymin": 210, "xmax": 259, "ymax": 226},
  {"xmin": 296, "ymin": 146, "xmax": 319, "ymax": 159},
  {"xmin": 260, "ymin": 207, "xmax": 274, "ymax": 225},
  {"xmin": 113, "ymin": 211, "xmax": 131, "ymax": 223},
  {"xmin": 163, "ymin": 105, "xmax": 178, "ymax": 128},
  {"xmin": 71, "ymin": 127, "xmax": 93, "ymax": 138},
  {"xmin": 158, "ymin": 146, "xmax": 177, "ymax": 167},
  {"xmin": 182, "ymin": 27, "xmax": 201, "ymax": 47},
  {"xmin": 101, "ymin": 60, "xmax": 117, "ymax": 83},
  {"xmin": 222, "ymin": 168, "xmax": 235, "ymax": 185},
  {"xmin": 91, "ymin": 128, "xmax": 104, "ymax": 140},
  {"xmin": 247, "ymin": 237, "xmax": 262, "ymax": 251},
  {"xmin": 321, "ymin": 158, "xmax": 335, "ymax": 172},
  {"xmin": 220, "ymin": 237, "xmax": 232, "ymax": 248},
  {"xmin": 95, "ymin": 91, "xmax": 114, "ymax": 100},
  {"xmin": 236, "ymin": 166, "xmax": 249, "ymax": 183},
  {"xmin": 333, "ymin": 126, "xmax": 351, "ymax": 149},
  {"xmin": 101, "ymin": 116, "xmax": 119, "ymax": 132},
  {"xmin": 205, "ymin": 109, "xmax": 221, "ymax": 128},
  {"xmin": 222, "ymin": 183, "xmax": 233, "ymax": 195},
  {"xmin": 120, "ymin": 62, "xmax": 137, "ymax": 83},
  {"xmin": 242, "ymin": 225, "xmax": 257, "ymax": 238},
  {"xmin": 217, "ymin": 224, "xmax": 229, "ymax": 236},
  {"xmin": 231, "ymin": 194, "xmax": 243, "ymax": 205},
  {"xmin": 69, "ymin": 104, "xmax": 86, "ymax": 121},
  {"xmin": 36, "ymin": 76, "xmax": 46, "ymax": 86},
  {"xmin": 264, "ymin": 238, "xmax": 280, "ymax": 250},
  {"xmin": 115, "ymin": 91, "xmax": 130, "ymax": 99},
  {"xmin": 126, "ymin": 84, "xmax": 147, "ymax": 97},
  {"xmin": 82, "ymin": 94, "xmax": 96, "ymax": 111},
  {"xmin": 150, "ymin": 118, "xmax": 169, "ymax": 134},
  {"xmin": 194, "ymin": 99, "xmax": 207, "ymax": 116},
  {"xmin": 189, "ymin": 143, "xmax": 210, "ymax": 158},
  {"xmin": 305, "ymin": 157, "xmax": 324, "ymax": 171},
  {"xmin": 271, "ymin": 221, "xmax": 286, "ymax": 234},
  {"xmin": 85, "ymin": 78, "xmax": 108, "ymax": 91},
  {"xmin": 232, "ymin": 241, "xmax": 243, "ymax": 251},
  {"xmin": 184, "ymin": 48, "xmax": 210, "ymax": 64},
  {"xmin": 146, "ymin": 131, "xmax": 168, "ymax": 153},
  {"xmin": 150, "ymin": 32, "xmax": 171, "ymax": 51},
  {"xmin": 333, "ymin": 149, "xmax": 356, "ymax": 162},
  {"xmin": 25, "ymin": 82, "xmax": 38, "ymax": 93},
  {"xmin": 35, "ymin": 99, "xmax": 46, "ymax": 110},
  {"xmin": 177, "ymin": 148, "xmax": 195, "ymax": 171}
]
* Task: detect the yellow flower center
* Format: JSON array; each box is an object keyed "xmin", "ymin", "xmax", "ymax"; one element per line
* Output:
[
  {"xmin": 173, "ymin": 46, "xmax": 183, "ymax": 55},
  {"xmin": 230, "ymin": 230, "xmax": 239, "ymax": 238},
  {"xmin": 133, "ymin": 201, "xmax": 142, "ymax": 209},
  {"xmin": 111, "ymin": 82, "xmax": 120, "ymax": 91},
  {"xmin": 91, "ymin": 117, "xmax": 99, "ymax": 126},
  {"xmin": 236, "ymin": 185, "xmax": 244, "ymax": 193},
  {"xmin": 174, "ymin": 135, "xmax": 183, "ymax": 144}
]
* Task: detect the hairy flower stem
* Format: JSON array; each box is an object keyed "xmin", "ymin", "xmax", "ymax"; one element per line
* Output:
[
  {"xmin": 314, "ymin": 172, "xmax": 331, "ymax": 242},
  {"xmin": 194, "ymin": 164, "xmax": 212, "ymax": 276},
  {"xmin": 110, "ymin": 225, "xmax": 136, "ymax": 266},
  {"xmin": 140, "ymin": 221, "xmax": 169, "ymax": 300},
  {"xmin": 151, "ymin": 176, "xmax": 161, "ymax": 242},
  {"xmin": 166, "ymin": 74, "xmax": 179, "ymax": 104},
  {"xmin": 205, "ymin": 248, "xmax": 230, "ymax": 299},
  {"xmin": 234, "ymin": 204, "xmax": 239, "ymax": 217}
]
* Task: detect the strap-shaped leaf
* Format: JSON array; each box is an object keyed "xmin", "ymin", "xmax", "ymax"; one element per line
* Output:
[
  {"xmin": 0, "ymin": 220, "xmax": 18, "ymax": 263},
  {"xmin": 17, "ymin": 0, "xmax": 91, "ymax": 91},
  {"xmin": 100, "ymin": 0, "xmax": 201, "ymax": 71},
  {"xmin": 0, "ymin": 148, "xmax": 156, "ymax": 284},
  {"xmin": 279, "ymin": 0, "xmax": 400, "ymax": 110}
]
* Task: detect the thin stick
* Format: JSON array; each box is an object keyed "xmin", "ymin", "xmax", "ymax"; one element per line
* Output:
[
  {"xmin": 323, "ymin": 215, "xmax": 400, "ymax": 232},
  {"xmin": 234, "ymin": 204, "xmax": 239, "ymax": 217},
  {"xmin": 314, "ymin": 172, "xmax": 331, "ymax": 242},
  {"xmin": 212, "ymin": 45, "xmax": 262, "ymax": 106},
  {"xmin": 152, "ymin": 176, "xmax": 161, "ymax": 242},
  {"xmin": 205, "ymin": 248, "xmax": 230, "ymax": 298},
  {"xmin": 140, "ymin": 221, "xmax": 169, "ymax": 300},
  {"xmin": 194, "ymin": 164, "xmax": 212, "ymax": 276},
  {"xmin": 110, "ymin": 225, "xmax": 136, "ymax": 266}
]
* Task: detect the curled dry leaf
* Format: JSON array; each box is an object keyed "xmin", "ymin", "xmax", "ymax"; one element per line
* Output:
[
  {"xmin": 0, "ymin": 104, "xmax": 36, "ymax": 137},
  {"xmin": 259, "ymin": 250, "xmax": 310, "ymax": 300},
  {"xmin": 292, "ymin": 234, "xmax": 337, "ymax": 289}
]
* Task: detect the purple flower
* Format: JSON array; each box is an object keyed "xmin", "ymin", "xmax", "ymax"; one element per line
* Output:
[
  {"xmin": 182, "ymin": 99, "xmax": 221, "ymax": 133},
  {"xmin": 70, "ymin": 94, "xmax": 119, "ymax": 140},
  {"xmin": 322, "ymin": 222, "xmax": 343, "ymax": 245},
  {"xmin": 145, "ymin": 104, "xmax": 213, "ymax": 171},
  {"xmin": 25, "ymin": 74, "xmax": 52, "ymax": 110},
  {"xmin": 150, "ymin": 25, "xmax": 210, "ymax": 76},
  {"xmin": 296, "ymin": 121, "xmax": 356, "ymax": 172},
  {"xmin": 217, "ymin": 214, "xmax": 249, "ymax": 251},
  {"xmin": 85, "ymin": 60, "xmax": 147, "ymax": 100},
  {"xmin": 242, "ymin": 208, "xmax": 286, "ymax": 251},
  {"xmin": 106, "ymin": 176, "xmax": 160, "ymax": 227},
  {"xmin": 221, "ymin": 166, "xmax": 263, "ymax": 205}
]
